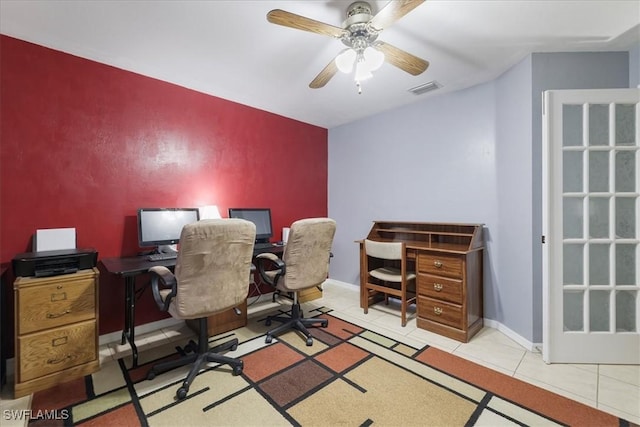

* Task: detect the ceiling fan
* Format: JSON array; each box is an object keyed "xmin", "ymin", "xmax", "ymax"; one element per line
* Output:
[{"xmin": 267, "ymin": 0, "xmax": 429, "ymax": 92}]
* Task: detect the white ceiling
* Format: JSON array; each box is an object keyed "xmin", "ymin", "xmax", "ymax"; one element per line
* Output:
[{"xmin": 1, "ymin": 0, "xmax": 638, "ymax": 128}]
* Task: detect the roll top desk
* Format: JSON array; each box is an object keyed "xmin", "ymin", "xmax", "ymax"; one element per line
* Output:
[{"xmin": 359, "ymin": 221, "xmax": 484, "ymax": 342}]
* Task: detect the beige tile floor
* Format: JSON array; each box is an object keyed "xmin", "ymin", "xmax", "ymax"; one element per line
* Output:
[{"xmin": 2, "ymin": 279, "xmax": 639, "ymax": 425}]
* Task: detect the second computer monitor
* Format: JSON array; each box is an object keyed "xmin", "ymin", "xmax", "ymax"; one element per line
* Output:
[{"xmin": 228, "ymin": 208, "xmax": 273, "ymax": 244}]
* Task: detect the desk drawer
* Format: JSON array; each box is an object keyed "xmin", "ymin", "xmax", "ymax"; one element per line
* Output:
[
  {"xmin": 418, "ymin": 273, "xmax": 462, "ymax": 304},
  {"xmin": 17, "ymin": 278, "xmax": 96, "ymax": 335},
  {"xmin": 18, "ymin": 320, "xmax": 96, "ymax": 382},
  {"xmin": 418, "ymin": 253, "xmax": 463, "ymax": 279},
  {"xmin": 418, "ymin": 296, "xmax": 463, "ymax": 329}
]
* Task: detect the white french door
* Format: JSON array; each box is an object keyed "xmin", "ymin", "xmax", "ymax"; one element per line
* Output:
[{"xmin": 543, "ymin": 88, "xmax": 640, "ymax": 364}]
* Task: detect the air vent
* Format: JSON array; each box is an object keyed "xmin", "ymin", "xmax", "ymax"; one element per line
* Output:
[{"xmin": 408, "ymin": 80, "xmax": 442, "ymax": 95}]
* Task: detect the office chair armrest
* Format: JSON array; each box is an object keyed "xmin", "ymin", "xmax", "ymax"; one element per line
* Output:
[
  {"xmin": 148, "ymin": 266, "xmax": 177, "ymax": 312},
  {"xmin": 255, "ymin": 252, "xmax": 286, "ymax": 286}
]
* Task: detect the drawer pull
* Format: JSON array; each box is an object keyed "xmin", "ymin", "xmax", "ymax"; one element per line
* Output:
[
  {"xmin": 47, "ymin": 354, "xmax": 76, "ymax": 365},
  {"xmin": 51, "ymin": 336, "xmax": 68, "ymax": 347},
  {"xmin": 51, "ymin": 292, "xmax": 67, "ymax": 302},
  {"xmin": 47, "ymin": 309, "xmax": 71, "ymax": 319},
  {"xmin": 433, "ymin": 283, "xmax": 443, "ymax": 291},
  {"xmin": 434, "ymin": 307, "xmax": 443, "ymax": 315},
  {"xmin": 434, "ymin": 260, "xmax": 443, "ymax": 268}
]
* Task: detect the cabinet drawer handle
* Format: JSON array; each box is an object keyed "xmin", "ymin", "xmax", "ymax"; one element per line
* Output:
[
  {"xmin": 47, "ymin": 354, "xmax": 76, "ymax": 365},
  {"xmin": 434, "ymin": 260, "xmax": 443, "ymax": 268},
  {"xmin": 47, "ymin": 309, "xmax": 71, "ymax": 319},
  {"xmin": 433, "ymin": 283, "xmax": 443, "ymax": 291},
  {"xmin": 434, "ymin": 307, "xmax": 443, "ymax": 315},
  {"xmin": 51, "ymin": 292, "xmax": 67, "ymax": 302},
  {"xmin": 52, "ymin": 336, "xmax": 68, "ymax": 347}
]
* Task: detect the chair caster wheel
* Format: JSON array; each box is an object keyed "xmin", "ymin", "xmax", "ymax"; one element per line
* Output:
[
  {"xmin": 232, "ymin": 363, "xmax": 243, "ymax": 376},
  {"xmin": 230, "ymin": 343, "xmax": 238, "ymax": 351},
  {"xmin": 178, "ymin": 339, "xmax": 197, "ymax": 355},
  {"xmin": 321, "ymin": 321, "xmax": 328, "ymax": 328},
  {"xmin": 265, "ymin": 335, "xmax": 273, "ymax": 344},
  {"xmin": 146, "ymin": 370, "xmax": 156, "ymax": 381},
  {"xmin": 306, "ymin": 337, "xmax": 313, "ymax": 346},
  {"xmin": 176, "ymin": 387, "xmax": 188, "ymax": 400},
  {"xmin": 265, "ymin": 318, "xmax": 272, "ymax": 326}
]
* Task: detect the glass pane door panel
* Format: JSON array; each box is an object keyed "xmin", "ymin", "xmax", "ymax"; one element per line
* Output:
[
  {"xmin": 616, "ymin": 290, "xmax": 637, "ymax": 332},
  {"xmin": 589, "ymin": 290, "xmax": 610, "ymax": 332},
  {"xmin": 564, "ymin": 290, "xmax": 584, "ymax": 331},
  {"xmin": 615, "ymin": 104, "xmax": 636, "ymax": 146},
  {"xmin": 615, "ymin": 197, "xmax": 636, "ymax": 238},
  {"xmin": 589, "ymin": 151, "xmax": 609, "ymax": 192},
  {"xmin": 564, "ymin": 244, "xmax": 584, "ymax": 285},
  {"xmin": 589, "ymin": 104, "xmax": 609, "ymax": 146},
  {"xmin": 563, "ymin": 151, "xmax": 583, "ymax": 192},
  {"xmin": 563, "ymin": 197, "xmax": 583, "ymax": 238},
  {"xmin": 589, "ymin": 197, "xmax": 610, "ymax": 238},
  {"xmin": 563, "ymin": 104, "xmax": 583, "ymax": 147},
  {"xmin": 616, "ymin": 244, "xmax": 638, "ymax": 285},
  {"xmin": 589, "ymin": 244, "xmax": 610, "ymax": 285},
  {"xmin": 615, "ymin": 151, "xmax": 636, "ymax": 192}
]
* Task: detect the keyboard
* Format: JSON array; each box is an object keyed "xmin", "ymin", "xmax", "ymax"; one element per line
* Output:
[
  {"xmin": 147, "ymin": 252, "xmax": 178, "ymax": 261},
  {"xmin": 254, "ymin": 242, "xmax": 274, "ymax": 250}
]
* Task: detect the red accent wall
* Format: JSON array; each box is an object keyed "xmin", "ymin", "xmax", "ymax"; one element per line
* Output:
[{"xmin": 0, "ymin": 36, "xmax": 327, "ymax": 342}]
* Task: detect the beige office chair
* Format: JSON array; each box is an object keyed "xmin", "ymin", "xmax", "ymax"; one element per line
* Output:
[
  {"xmin": 256, "ymin": 218, "xmax": 336, "ymax": 346},
  {"xmin": 363, "ymin": 239, "xmax": 416, "ymax": 326},
  {"xmin": 146, "ymin": 218, "xmax": 256, "ymax": 400}
]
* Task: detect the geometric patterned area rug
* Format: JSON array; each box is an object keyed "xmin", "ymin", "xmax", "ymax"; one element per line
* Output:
[{"xmin": 29, "ymin": 308, "xmax": 633, "ymax": 427}]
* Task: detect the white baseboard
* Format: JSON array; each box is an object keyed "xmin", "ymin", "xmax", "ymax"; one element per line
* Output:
[
  {"xmin": 483, "ymin": 318, "xmax": 541, "ymax": 352},
  {"xmin": 324, "ymin": 278, "xmax": 359, "ymax": 290},
  {"xmin": 98, "ymin": 317, "xmax": 183, "ymax": 346}
]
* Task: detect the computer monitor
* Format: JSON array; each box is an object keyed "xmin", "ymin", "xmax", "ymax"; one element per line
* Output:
[
  {"xmin": 228, "ymin": 208, "xmax": 273, "ymax": 244},
  {"xmin": 137, "ymin": 208, "xmax": 200, "ymax": 250}
]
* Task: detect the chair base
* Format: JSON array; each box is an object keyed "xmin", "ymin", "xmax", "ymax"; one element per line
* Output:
[
  {"xmin": 265, "ymin": 302, "xmax": 327, "ymax": 346},
  {"xmin": 147, "ymin": 318, "xmax": 243, "ymax": 400}
]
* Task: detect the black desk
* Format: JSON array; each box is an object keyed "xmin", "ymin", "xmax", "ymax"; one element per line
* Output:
[{"xmin": 101, "ymin": 244, "xmax": 284, "ymax": 368}]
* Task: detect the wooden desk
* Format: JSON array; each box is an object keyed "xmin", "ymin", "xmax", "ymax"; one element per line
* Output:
[
  {"xmin": 359, "ymin": 221, "xmax": 484, "ymax": 342},
  {"xmin": 101, "ymin": 245, "xmax": 284, "ymax": 368}
]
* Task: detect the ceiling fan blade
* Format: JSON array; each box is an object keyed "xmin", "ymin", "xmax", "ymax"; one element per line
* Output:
[
  {"xmin": 375, "ymin": 41, "xmax": 429, "ymax": 76},
  {"xmin": 267, "ymin": 9, "xmax": 346, "ymax": 38},
  {"xmin": 309, "ymin": 59, "xmax": 339, "ymax": 89},
  {"xmin": 370, "ymin": 0, "xmax": 425, "ymax": 31}
]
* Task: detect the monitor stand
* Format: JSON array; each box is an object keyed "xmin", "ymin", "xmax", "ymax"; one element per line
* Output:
[{"xmin": 157, "ymin": 244, "xmax": 178, "ymax": 254}]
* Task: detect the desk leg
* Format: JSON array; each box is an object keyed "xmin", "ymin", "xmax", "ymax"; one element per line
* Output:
[{"xmin": 122, "ymin": 276, "xmax": 139, "ymax": 368}]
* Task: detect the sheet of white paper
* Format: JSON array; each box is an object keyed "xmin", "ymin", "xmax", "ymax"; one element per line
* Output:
[{"xmin": 34, "ymin": 228, "xmax": 76, "ymax": 251}]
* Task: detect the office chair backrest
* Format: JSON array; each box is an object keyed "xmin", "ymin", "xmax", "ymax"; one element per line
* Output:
[
  {"xmin": 364, "ymin": 239, "xmax": 404, "ymax": 260},
  {"xmin": 282, "ymin": 218, "xmax": 336, "ymax": 291},
  {"xmin": 173, "ymin": 218, "xmax": 256, "ymax": 319}
]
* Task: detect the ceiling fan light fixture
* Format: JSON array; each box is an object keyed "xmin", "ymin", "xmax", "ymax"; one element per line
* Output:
[
  {"xmin": 354, "ymin": 55, "xmax": 374, "ymax": 82},
  {"xmin": 363, "ymin": 46, "xmax": 384, "ymax": 71},
  {"xmin": 336, "ymin": 48, "xmax": 357, "ymax": 73}
]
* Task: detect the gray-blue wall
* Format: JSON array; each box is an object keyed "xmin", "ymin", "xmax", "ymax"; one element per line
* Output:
[
  {"xmin": 629, "ymin": 43, "xmax": 639, "ymax": 88},
  {"xmin": 328, "ymin": 51, "xmax": 631, "ymax": 344},
  {"xmin": 530, "ymin": 52, "xmax": 630, "ymax": 341},
  {"xmin": 494, "ymin": 55, "xmax": 534, "ymax": 340}
]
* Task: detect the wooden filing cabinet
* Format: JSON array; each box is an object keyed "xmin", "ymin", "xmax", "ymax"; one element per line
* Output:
[
  {"xmin": 187, "ymin": 299, "xmax": 248, "ymax": 337},
  {"xmin": 14, "ymin": 268, "xmax": 100, "ymax": 397}
]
